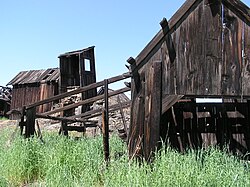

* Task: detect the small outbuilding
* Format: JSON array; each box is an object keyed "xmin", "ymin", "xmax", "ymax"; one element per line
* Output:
[
  {"xmin": 58, "ymin": 46, "xmax": 97, "ymax": 113},
  {"xmin": 128, "ymin": 0, "xmax": 250, "ymax": 160},
  {"xmin": 7, "ymin": 68, "xmax": 59, "ymax": 115}
]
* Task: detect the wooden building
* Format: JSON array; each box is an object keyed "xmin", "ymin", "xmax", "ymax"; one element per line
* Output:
[
  {"xmin": 58, "ymin": 46, "xmax": 97, "ymax": 112},
  {"xmin": 7, "ymin": 68, "xmax": 59, "ymax": 115},
  {"xmin": 128, "ymin": 0, "xmax": 250, "ymax": 160},
  {"xmin": 7, "ymin": 46, "xmax": 97, "ymax": 119}
]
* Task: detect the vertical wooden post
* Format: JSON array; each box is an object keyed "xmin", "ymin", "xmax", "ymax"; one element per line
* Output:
[
  {"xmin": 19, "ymin": 106, "xmax": 26, "ymax": 135},
  {"xmin": 102, "ymin": 79, "xmax": 109, "ymax": 163},
  {"xmin": 143, "ymin": 61, "xmax": 162, "ymax": 161},
  {"xmin": 61, "ymin": 121, "xmax": 69, "ymax": 136},
  {"xmin": 245, "ymin": 100, "xmax": 250, "ymax": 154},
  {"xmin": 25, "ymin": 107, "xmax": 36, "ymax": 138}
]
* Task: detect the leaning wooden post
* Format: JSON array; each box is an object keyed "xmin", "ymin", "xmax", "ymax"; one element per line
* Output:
[
  {"xmin": 25, "ymin": 107, "xmax": 36, "ymax": 138},
  {"xmin": 102, "ymin": 79, "xmax": 110, "ymax": 163}
]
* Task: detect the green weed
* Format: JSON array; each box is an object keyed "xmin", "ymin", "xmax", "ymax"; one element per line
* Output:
[{"xmin": 0, "ymin": 129, "xmax": 249, "ymax": 186}]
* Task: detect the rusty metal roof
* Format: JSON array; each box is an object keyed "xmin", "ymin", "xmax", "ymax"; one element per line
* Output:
[
  {"xmin": 58, "ymin": 46, "xmax": 95, "ymax": 58},
  {"xmin": 7, "ymin": 68, "xmax": 60, "ymax": 86}
]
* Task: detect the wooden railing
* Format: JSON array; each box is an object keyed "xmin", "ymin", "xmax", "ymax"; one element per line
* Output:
[{"xmin": 19, "ymin": 72, "xmax": 131, "ymax": 162}]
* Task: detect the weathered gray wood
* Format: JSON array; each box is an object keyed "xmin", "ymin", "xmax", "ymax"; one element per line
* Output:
[
  {"xmin": 221, "ymin": 8, "xmax": 243, "ymax": 96},
  {"xmin": 36, "ymin": 113, "xmax": 96, "ymax": 123},
  {"xmin": 41, "ymin": 87, "xmax": 130, "ymax": 116},
  {"xmin": 128, "ymin": 70, "xmax": 145, "ymax": 159},
  {"xmin": 135, "ymin": 0, "xmax": 202, "ymax": 67},
  {"xmin": 242, "ymin": 22, "xmax": 250, "ymax": 95},
  {"xmin": 26, "ymin": 72, "xmax": 130, "ymax": 110},
  {"xmin": 65, "ymin": 101, "xmax": 130, "ymax": 120},
  {"xmin": 143, "ymin": 61, "xmax": 162, "ymax": 161}
]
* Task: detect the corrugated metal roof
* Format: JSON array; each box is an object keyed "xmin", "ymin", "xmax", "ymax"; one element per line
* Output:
[
  {"xmin": 58, "ymin": 46, "xmax": 95, "ymax": 58},
  {"xmin": 7, "ymin": 68, "xmax": 60, "ymax": 86}
]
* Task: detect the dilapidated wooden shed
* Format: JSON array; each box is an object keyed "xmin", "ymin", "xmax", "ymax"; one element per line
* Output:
[
  {"xmin": 128, "ymin": 0, "xmax": 250, "ymax": 160},
  {"xmin": 58, "ymin": 46, "xmax": 97, "ymax": 113},
  {"xmin": 7, "ymin": 68, "xmax": 59, "ymax": 115}
]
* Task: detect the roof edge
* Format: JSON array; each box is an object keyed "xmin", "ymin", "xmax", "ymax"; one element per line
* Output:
[
  {"xmin": 134, "ymin": 0, "xmax": 250, "ymax": 68},
  {"xmin": 58, "ymin": 46, "xmax": 95, "ymax": 58}
]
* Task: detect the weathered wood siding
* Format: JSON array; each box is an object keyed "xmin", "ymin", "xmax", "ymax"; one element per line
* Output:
[
  {"xmin": 129, "ymin": 0, "xmax": 250, "ymax": 159},
  {"xmin": 161, "ymin": 1, "xmax": 250, "ymax": 97},
  {"xmin": 11, "ymin": 83, "xmax": 57, "ymax": 114}
]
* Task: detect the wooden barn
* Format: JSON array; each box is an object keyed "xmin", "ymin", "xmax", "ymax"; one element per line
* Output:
[
  {"xmin": 7, "ymin": 68, "xmax": 60, "ymax": 115},
  {"xmin": 128, "ymin": 0, "xmax": 250, "ymax": 160}
]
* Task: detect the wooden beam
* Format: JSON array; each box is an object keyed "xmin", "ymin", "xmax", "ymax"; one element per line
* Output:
[
  {"xmin": 222, "ymin": 0, "xmax": 250, "ymax": 25},
  {"xmin": 19, "ymin": 106, "xmax": 26, "ymax": 135},
  {"xmin": 36, "ymin": 113, "xmax": 97, "ymax": 124},
  {"xmin": 65, "ymin": 100, "xmax": 131, "ymax": 120},
  {"xmin": 127, "ymin": 57, "xmax": 136, "ymax": 65},
  {"xmin": 41, "ymin": 87, "xmax": 130, "ymax": 116},
  {"xmin": 26, "ymin": 72, "xmax": 131, "ymax": 109}
]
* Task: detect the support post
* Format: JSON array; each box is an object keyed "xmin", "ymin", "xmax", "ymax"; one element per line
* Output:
[
  {"xmin": 102, "ymin": 79, "xmax": 109, "ymax": 163},
  {"xmin": 19, "ymin": 106, "xmax": 26, "ymax": 135},
  {"xmin": 25, "ymin": 107, "xmax": 36, "ymax": 138}
]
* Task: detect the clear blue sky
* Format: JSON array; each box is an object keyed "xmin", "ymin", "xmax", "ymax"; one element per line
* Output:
[{"xmin": 1, "ymin": 0, "xmax": 250, "ymax": 87}]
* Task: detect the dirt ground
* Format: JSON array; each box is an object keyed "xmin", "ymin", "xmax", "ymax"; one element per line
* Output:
[{"xmin": 0, "ymin": 120, "xmax": 17, "ymax": 130}]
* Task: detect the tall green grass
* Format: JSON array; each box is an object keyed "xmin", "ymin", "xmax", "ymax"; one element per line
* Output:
[{"xmin": 0, "ymin": 128, "xmax": 250, "ymax": 186}]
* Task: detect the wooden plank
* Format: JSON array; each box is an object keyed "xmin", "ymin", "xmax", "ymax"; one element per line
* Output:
[
  {"xmin": 128, "ymin": 70, "xmax": 145, "ymax": 159},
  {"xmin": 143, "ymin": 61, "xmax": 162, "ymax": 161},
  {"xmin": 41, "ymin": 87, "xmax": 130, "ymax": 116},
  {"xmin": 242, "ymin": 22, "xmax": 250, "ymax": 95},
  {"xmin": 162, "ymin": 95, "xmax": 184, "ymax": 114},
  {"xmin": 221, "ymin": 8, "xmax": 243, "ymax": 96},
  {"xmin": 26, "ymin": 72, "xmax": 130, "ymax": 109},
  {"xmin": 66, "ymin": 126, "xmax": 86, "ymax": 132},
  {"xmin": 25, "ymin": 107, "xmax": 36, "ymax": 138},
  {"xmin": 203, "ymin": 0, "xmax": 222, "ymax": 95},
  {"xmin": 36, "ymin": 113, "xmax": 97, "ymax": 123},
  {"xmin": 65, "ymin": 101, "xmax": 130, "ymax": 120}
]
